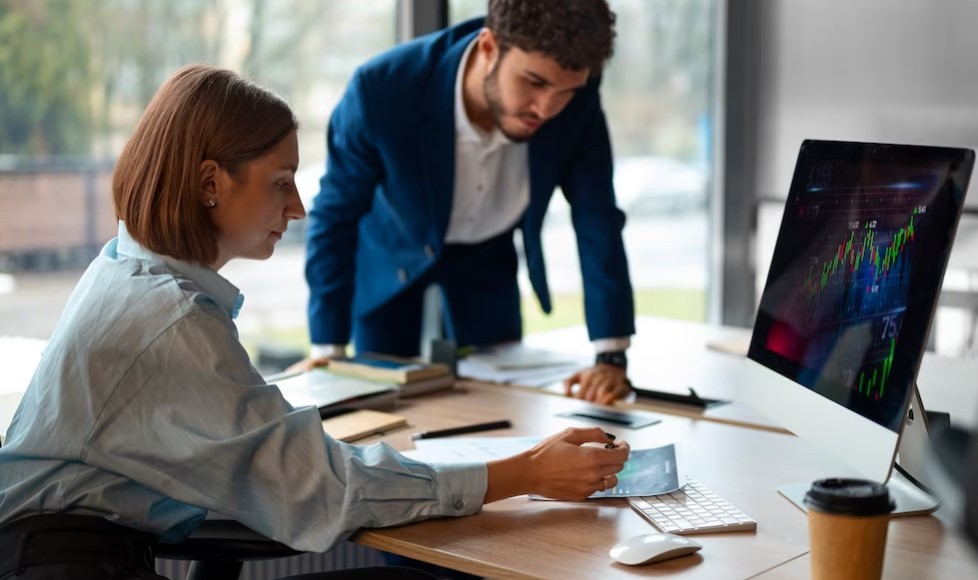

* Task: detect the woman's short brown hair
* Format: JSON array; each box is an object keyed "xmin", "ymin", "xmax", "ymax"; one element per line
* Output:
[{"xmin": 113, "ymin": 64, "xmax": 298, "ymax": 265}]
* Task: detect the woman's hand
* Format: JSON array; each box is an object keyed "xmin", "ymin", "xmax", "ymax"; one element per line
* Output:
[{"xmin": 485, "ymin": 427, "xmax": 630, "ymax": 503}]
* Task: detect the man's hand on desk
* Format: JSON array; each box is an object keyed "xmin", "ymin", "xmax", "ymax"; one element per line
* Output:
[
  {"xmin": 484, "ymin": 427, "xmax": 630, "ymax": 502},
  {"xmin": 284, "ymin": 356, "xmax": 331, "ymax": 375},
  {"xmin": 563, "ymin": 364, "xmax": 630, "ymax": 404}
]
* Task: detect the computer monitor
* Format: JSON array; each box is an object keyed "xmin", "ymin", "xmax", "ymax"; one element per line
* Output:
[{"xmin": 741, "ymin": 140, "xmax": 974, "ymax": 515}]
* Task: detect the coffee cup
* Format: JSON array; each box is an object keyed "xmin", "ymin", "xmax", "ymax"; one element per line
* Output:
[{"xmin": 804, "ymin": 478, "xmax": 895, "ymax": 580}]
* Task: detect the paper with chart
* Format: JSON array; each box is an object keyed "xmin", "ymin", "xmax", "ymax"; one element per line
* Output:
[
  {"xmin": 404, "ymin": 437, "xmax": 683, "ymax": 498},
  {"xmin": 590, "ymin": 443, "xmax": 682, "ymax": 498}
]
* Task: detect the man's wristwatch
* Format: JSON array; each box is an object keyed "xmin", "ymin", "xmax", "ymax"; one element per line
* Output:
[{"xmin": 595, "ymin": 350, "xmax": 628, "ymax": 369}]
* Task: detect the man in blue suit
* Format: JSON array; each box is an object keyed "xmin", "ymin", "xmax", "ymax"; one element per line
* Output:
[{"xmin": 303, "ymin": 0, "xmax": 635, "ymax": 403}]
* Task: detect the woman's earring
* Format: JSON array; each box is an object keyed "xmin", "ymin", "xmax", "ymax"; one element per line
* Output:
[{"xmin": 206, "ymin": 199, "xmax": 216, "ymax": 207}]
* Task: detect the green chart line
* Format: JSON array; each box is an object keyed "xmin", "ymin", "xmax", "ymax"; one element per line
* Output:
[
  {"xmin": 804, "ymin": 215, "xmax": 916, "ymax": 302},
  {"xmin": 857, "ymin": 337, "xmax": 896, "ymax": 399}
]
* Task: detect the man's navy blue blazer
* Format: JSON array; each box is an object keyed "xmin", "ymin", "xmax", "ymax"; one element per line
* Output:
[{"xmin": 305, "ymin": 18, "xmax": 635, "ymax": 346}]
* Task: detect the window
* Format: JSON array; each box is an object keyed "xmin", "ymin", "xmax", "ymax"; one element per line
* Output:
[
  {"xmin": 0, "ymin": 1, "xmax": 396, "ymax": 361},
  {"xmin": 451, "ymin": 0, "xmax": 718, "ymax": 334},
  {"xmin": 1, "ymin": 0, "xmax": 720, "ymax": 361}
]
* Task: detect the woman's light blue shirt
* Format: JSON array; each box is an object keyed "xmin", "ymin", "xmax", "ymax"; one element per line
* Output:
[{"xmin": 0, "ymin": 223, "xmax": 486, "ymax": 552}]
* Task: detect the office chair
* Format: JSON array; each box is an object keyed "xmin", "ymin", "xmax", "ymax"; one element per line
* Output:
[
  {"xmin": 2, "ymin": 424, "xmax": 302, "ymax": 580},
  {"xmin": 0, "ymin": 438, "xmax": 298, "ymax": 580},
  {"xmin": 154, "ymin": 519, "xmax": 301, "ymax": 580}
]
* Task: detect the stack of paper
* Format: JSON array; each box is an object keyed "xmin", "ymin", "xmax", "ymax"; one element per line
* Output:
[{"xmin": 458, "ymin": 344, "xmax": 588, "ymax": 387}]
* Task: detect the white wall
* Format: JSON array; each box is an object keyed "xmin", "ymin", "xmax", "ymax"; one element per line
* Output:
[
  {"xmin": 741, "ymin": 0, "xmax": 978, "ymax": 354},
  {"xmin": 753, "ymin": 0, "xmax": 978, "ymax": 201}
]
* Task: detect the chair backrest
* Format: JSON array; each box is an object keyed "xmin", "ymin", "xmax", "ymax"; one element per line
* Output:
[{"xmin": 154, "ymin": 519, "xmax": 301, "ymax": 580}]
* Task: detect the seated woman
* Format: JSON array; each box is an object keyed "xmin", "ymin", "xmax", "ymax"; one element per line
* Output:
[{"xmin": 0, "ymin": 64, "xmax": 629, "ymax": 580}]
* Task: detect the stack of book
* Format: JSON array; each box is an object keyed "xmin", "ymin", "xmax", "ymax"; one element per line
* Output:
[
  {"xmin": 329, "ymin": 354, "xmax": 455, "ymax": 398},
  {"xmin": 269, "ymin": 366, "xmax": 420, "ymax": 443},
  {"xmin": 273, "ymin": 368, "xmax": 400, "ymax": 414}
]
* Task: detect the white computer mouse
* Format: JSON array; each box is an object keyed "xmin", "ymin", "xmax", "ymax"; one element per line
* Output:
[{"xmin": 609, "ymin": 532, "xmax": 703, "ymax": 566}]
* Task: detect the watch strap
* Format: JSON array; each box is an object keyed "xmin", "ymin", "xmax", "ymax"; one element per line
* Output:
[{"xmin": 595, "ymin": 350, "xmax": 628, "ymax": 369}]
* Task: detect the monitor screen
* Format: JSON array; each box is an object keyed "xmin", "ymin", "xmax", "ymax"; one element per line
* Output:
[{"xmin": 749, "ymin": 140, "xmax": 973, "ymax": 433}]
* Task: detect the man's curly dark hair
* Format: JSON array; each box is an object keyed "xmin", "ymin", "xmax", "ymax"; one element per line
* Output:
[{"xmin": 485, "ymin": 0, "xmax": 616, "ymax": 72}]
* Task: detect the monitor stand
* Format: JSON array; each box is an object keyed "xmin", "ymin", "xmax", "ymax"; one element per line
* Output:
[{"xmin": 777, "ymin": 383, "xmax": 940, "ymax": 517}]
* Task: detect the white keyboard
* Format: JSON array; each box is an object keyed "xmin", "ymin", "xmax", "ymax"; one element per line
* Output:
[{"xmin": 627, "ymin": 477, "xmax": 757, "ymax": 535}]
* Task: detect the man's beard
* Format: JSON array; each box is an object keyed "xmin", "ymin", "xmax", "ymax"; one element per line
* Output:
[{"xmin": 483, "ymin": 65, "xmax": 536, "ymax": 143}]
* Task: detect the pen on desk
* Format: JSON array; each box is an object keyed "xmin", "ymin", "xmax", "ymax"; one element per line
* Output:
[{"xmin": 411, "ymin": 419, "xmax": 513, "ymax": 440}]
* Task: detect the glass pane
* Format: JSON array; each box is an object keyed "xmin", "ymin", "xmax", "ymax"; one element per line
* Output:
[
  {"xmin": 449, "ymin": 0, "xmax": 717, "ymax": 335},
  {"xmin": 0, "ymin": 1, "xmax": 396, "ymax": 364}
]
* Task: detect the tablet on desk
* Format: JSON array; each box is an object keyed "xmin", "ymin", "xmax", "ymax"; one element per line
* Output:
[
  {"xmin": 630, "ymin": 385, "xmax": 729, "ymax": 409},
  {"xmin": 557, "ymin": 406, "xmax": 662, "ymax": 429}
]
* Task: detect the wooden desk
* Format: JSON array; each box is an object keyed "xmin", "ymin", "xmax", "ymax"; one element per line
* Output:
[
  {"xmin": 524, "ymin": 316, "xmax": 978, "ymax": 431},
  {"xmin": 1, "ymin": 329, "xmax": 975, "ymax": 577},
  {"xmin": 523, "ymin": 317, "xmax": 789, "ymax": 432},
  {"xmin": 758, "ymin": 515, "xmax": 978, "ymax": 579},
  {"xmin": 352, "ymin": 382, "xmax": 978, "ymax": 579}
]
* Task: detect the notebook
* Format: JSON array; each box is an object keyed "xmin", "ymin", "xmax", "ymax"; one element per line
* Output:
[{"xmin": 322, "ymin": 409, "xmax": 408, "ymax": 442}]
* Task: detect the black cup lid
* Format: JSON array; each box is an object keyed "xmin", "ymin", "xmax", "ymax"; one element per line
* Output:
[{"xmin": 803, "ymin": 478, "xmax": 896, "ymax": 516}]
